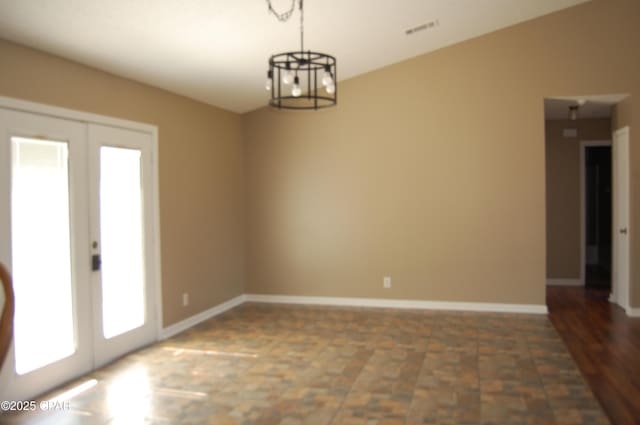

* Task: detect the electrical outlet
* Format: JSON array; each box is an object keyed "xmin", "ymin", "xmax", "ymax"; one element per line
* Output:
[
  {"xmin": 182, "ymin": 293, "xmax": 189, "ymax": 307},
  {"xmin": 383, "ymin": 276, "xmax": 392, "ymax": 289}
]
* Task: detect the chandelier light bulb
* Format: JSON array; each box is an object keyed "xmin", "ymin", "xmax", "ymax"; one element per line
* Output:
[
  {"xmin": 292, "ymin": 76, "xmax": 302, "ymax": 97},
  {"xmin": 282, "ymin": 68, "xmax": 294, "ymax": 85},
  {"xmin": 321, "ymin": 70, "xmax": 333, "ymax": 87},
  {"xmin": 325, "ymin": 83, "xmax": 336, "ymax": 94}
]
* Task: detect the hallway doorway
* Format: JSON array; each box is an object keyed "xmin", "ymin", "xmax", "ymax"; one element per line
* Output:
[
  {"xmin": 582, "ymin": 144, "xmax": 612, "ymax": 290},
  {"xmin": 544, "ymin": 94, "xmax": 632, "ymax": 315}
]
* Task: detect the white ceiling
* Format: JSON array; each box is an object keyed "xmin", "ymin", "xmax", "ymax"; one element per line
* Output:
[
  {"xmin": 0, "ymin": 0, "xmax": 590, "ymax": 113},
  {"xmin": 544, "ymin": 95, "xmax": 629, "ymax": 120}
]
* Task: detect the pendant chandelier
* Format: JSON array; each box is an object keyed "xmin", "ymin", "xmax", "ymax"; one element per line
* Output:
[{"xmin": 265, "ymin": 0, "xmax": 337, "ymax": 110}]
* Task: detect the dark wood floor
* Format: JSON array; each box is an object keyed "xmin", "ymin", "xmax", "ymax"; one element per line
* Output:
[
  {"xmin": 547, "ymin": 286, "xmax": 640, "ymax": 425},
  {"xmin": 585, "ymin": 264, "xmax": 612, "ymax": 290}
]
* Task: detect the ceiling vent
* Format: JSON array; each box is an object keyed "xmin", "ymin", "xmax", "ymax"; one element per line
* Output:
[{"xmin": 405, "ymin": 20, "xmax": 440, "ymax": 36}]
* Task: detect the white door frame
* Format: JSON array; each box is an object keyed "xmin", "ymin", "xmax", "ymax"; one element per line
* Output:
[
  {"xmin": 0, "ymin": 96, "xmax": 164, "ymax": 352},
  {"xmin": 579, "ymin": 140, "xmax": 612, "ymax": 288}
]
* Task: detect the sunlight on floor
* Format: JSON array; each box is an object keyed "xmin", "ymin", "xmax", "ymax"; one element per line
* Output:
[
  {"xmin": 163, "ymin": 346, "xmax": 259, "ymax": 358},
  {"xmin": 106, "ymin": 367, "xmax": 150, "ymax": 420},
  {"xmin": 48, "ymin": 379, "xmax": 98, "ymax": 403}
]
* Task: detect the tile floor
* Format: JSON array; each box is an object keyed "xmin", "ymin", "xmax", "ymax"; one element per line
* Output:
[{"xmin": 1, "ymin": 303, "xmax": 609, "ymax": 425}]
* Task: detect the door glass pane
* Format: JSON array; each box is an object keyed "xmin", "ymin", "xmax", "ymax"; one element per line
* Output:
[
  {"xmin": 11, "ymin": 137, "xmax": 75, "ymax": 375},
  {"xmin": 100, "ymin": 147, "xmax": 145, "ymax": 339}
]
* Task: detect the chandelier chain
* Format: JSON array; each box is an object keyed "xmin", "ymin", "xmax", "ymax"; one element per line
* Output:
[
  {"xmin": 265, "ymin": 0, "xmax": 297, "ymax": 22},
  {"xmin": 266, "ymin": 0, "xmax": 305, "ymax": 52},
  {"xmin": 300, "ymin": 0, "xmax": 304, "ymax": 52}
]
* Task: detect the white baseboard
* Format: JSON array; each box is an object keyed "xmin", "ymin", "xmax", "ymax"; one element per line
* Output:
[
  {"xmin": 245, "ymin": 294, "xmax": 548, "ymax": 314},
  {"xmin": 161, "ymin": 294, "xmax": 246, "ymax": 339},
  {"xmin": 160, "ymin": 293, "xmax": 550, "ymax": 339},
  {"xmin": 546, "ymin": 278, "xmax": 582, "ymax": 286},
  {"xmin": 626, "ymin": 307, "xmax": 640, "ymax": 317}
]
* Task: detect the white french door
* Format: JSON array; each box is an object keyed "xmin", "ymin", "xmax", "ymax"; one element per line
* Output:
[
  {"xmin": 0, "ymin": 109, "xmax": 93, "ymax": 402},
  {"xmin": 0, "ymin": 107, "xmax": 158, "ymax": 401},
  {"xmin": 88, "ymin": 124, "xmax": 157, "ymax": 368}
]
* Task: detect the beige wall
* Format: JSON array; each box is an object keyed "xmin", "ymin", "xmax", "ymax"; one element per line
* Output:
[
  {"xmin": 243, "ymin": 0, "xmax": 640, "ymax": 307},
  {"xmin": 1, "ymin": 0, "xmax": 638, "ymax": 314},
  {"xmin": 545, "ymin": 118, "xmax": 612, "ymax": 279},
  {"xmin": 0, "ymin": 39, "xmax": 245, "ymax": 327}
]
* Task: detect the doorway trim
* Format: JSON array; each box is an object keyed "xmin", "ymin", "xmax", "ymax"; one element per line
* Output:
[
  {"xmin": 0, "ymin": 95, "xmax": 164, "ymax": 337},
  {"xmin": 579, "ymin": 140, "xmax": 612, "ymax": 288}
]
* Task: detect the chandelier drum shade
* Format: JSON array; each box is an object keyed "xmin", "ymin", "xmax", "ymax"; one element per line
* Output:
[
  {"xmin": 265, "ymin": 0, "xmax": 337, "ymax": 110},
  {"xmin": 268, "ymin": 52, "xmax": 336, "ymax": 109}
]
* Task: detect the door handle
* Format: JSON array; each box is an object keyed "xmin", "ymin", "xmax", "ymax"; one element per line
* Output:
[
  {"xmin": 619, "ymin": 228, "xmax": 628, "ymax": 235},
  {"xmin": 91, "ymin": 254, "xmax": 101, "ymax": 271}
]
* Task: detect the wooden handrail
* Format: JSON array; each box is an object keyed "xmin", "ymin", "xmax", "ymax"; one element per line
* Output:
[{"xmin": 0, "ymin": 262, "xmax": 14, "ymax": 369}]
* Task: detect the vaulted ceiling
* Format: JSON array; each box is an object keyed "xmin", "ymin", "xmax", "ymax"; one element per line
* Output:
[{"xmin": 0, "ymin": 0, "xmax": 590, "ymax": 113}]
